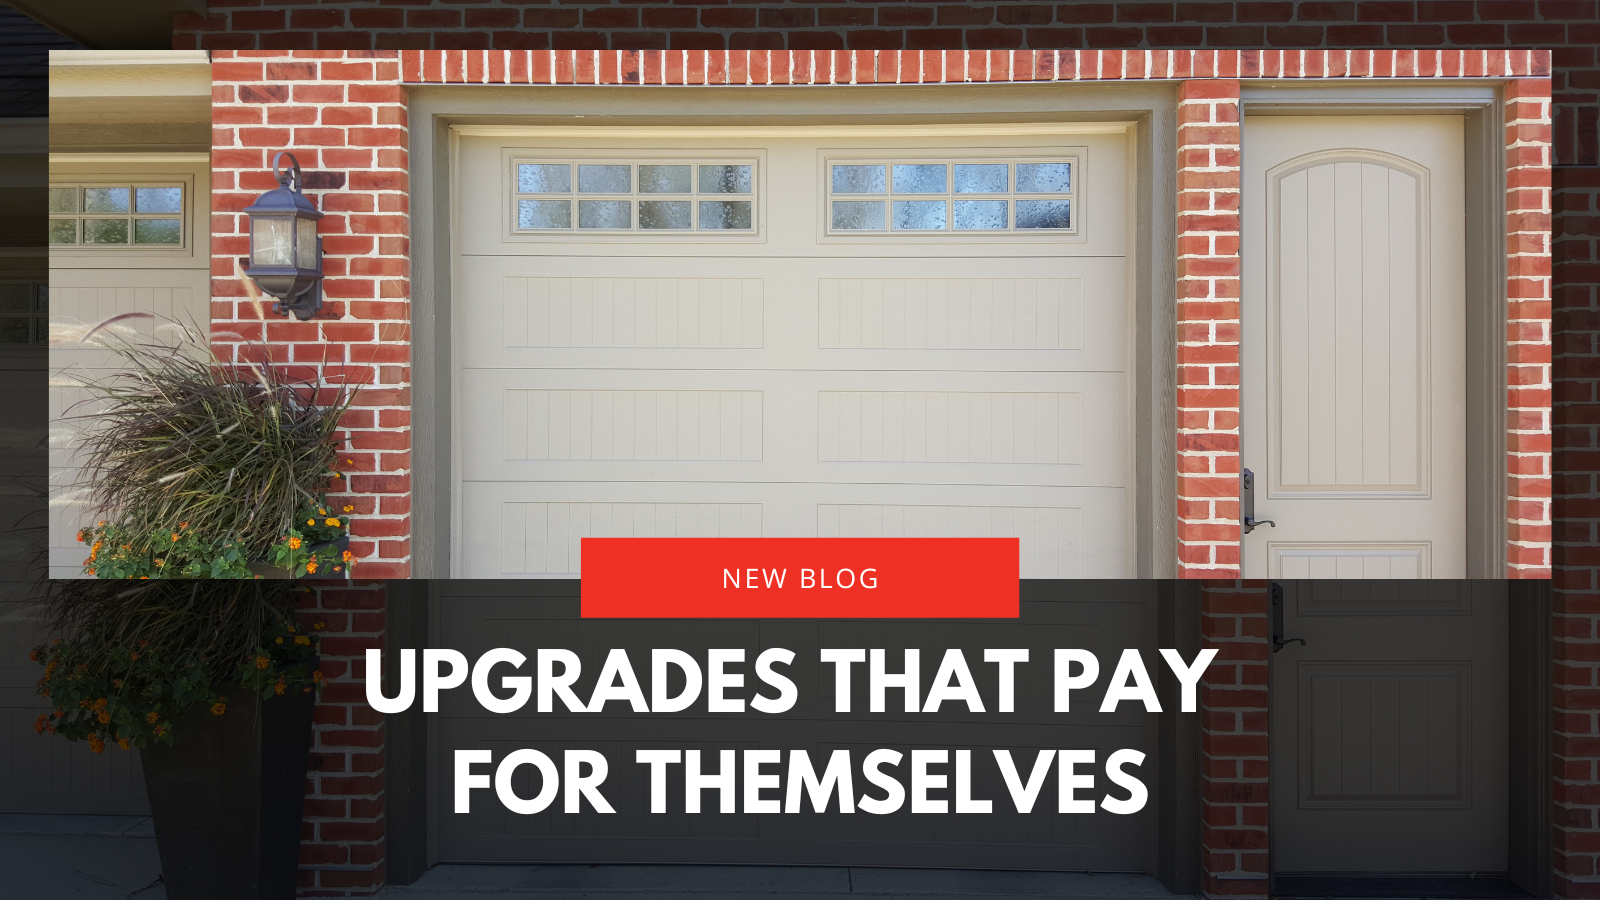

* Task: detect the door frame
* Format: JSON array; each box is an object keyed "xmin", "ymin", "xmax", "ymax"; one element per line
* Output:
[
  {"xmin": 1240, "ymin": 83, "xmax": 1508, "ymax": 579},
  {"xmin": 1264, "ymin": 580, "xmax": 1552, "ymax": 896},
  {"xmin": 406, "ymin": 82, "xmax": 1180, "ymax": 578}
]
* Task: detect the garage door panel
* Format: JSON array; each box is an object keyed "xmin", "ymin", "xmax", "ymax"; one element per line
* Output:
[
  {"xmin": 457, "ymin": 133, "xmax": 1130, "ymax": 259},
  {"xmin": 459, "ymin": 482, "xmax": 1126, "ymax": 578},
  {"xmin": 459, "ymin": 258, "xmax": 1127, "ymax": 372},
  {"xmin": 459, "ymin": 369, "xmax": 1129, "ymax": 485},
  {"xmin": 455, "ymin": 129, "xmax": 1133, "ymax": 579}
]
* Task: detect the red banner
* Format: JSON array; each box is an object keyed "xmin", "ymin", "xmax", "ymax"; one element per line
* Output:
[{"xmin": 580, "ymin": 537, "xmax": 1019, "ymax": 619}]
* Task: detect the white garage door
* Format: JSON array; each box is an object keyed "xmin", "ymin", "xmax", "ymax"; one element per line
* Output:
[{"xmin": 454, "ymin": 128, "xmax": 1132, "ymax": 578}]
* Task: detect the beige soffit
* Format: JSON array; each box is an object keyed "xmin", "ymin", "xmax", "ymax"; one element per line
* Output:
[{"xmin": 50, "ymin": 50, "xmax": 211, "ymax": 127}]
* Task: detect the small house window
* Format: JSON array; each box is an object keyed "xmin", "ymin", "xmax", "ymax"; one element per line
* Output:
[
  {"xmin": 827, "ymin": 158, "xmax": 1077, "ymax": 234},
  {"xmin": 0, "ymin": 283, "xmax": 47, "ymax": 346},
  {"xmin": 512, "ymin": 161, "xmax": 756, "ymax": 233},
  {"xmin": 49, "ymin": 184, "xmax": 185, "ymax": 247}
]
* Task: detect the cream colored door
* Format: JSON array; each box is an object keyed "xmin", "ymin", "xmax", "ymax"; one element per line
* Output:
[
  {"xmin": 1269, "ymin": 581, "xmax": 1508, "ymax": 872},
  {"xmin": 1242, "ymin": 116, "xmax": 1467, "ymax": 578},
  {"xmin": 452, "ymin": 128, "xmax": 1134, "ymax": 578}
]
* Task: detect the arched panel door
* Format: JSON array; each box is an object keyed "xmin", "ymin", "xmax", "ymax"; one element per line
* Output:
[{"xmin": 1241, "ymin": 116, "xmax": 1466, "ymax": 578}]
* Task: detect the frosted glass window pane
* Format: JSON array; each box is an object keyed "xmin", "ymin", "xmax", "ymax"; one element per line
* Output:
[
  {"xmin": 296, "ymin": 217, "xmax": 318, "ymax": 268},
  {"xmin": 1016, "ymin": 163, "xmax": 1071, "ymax": 193},
  {"xmin": 0, "ymin": 318, "xmax": 28, "ymax": 344},
  {"xmin": 698, "ymin": 200, "xmax": 751, "ymax": 230},
  {"xmin": 832, "ymin": 165, "xmax": 885, "ymax": 194},
  {"xmin": 518, "ymin": 199, "xmax": 572, "ymax": 229},
  {"xmin": 49, "ymin": 187, "xmax": 77, "ymax": 213},
  {"xmin": 954, "ymin": 200, "xmax": 1007, "ymax": 230},
  {"xmin": 84, "ymin": 187, "xmax": 130, "ymax": 213},
  {"xmin": 84, "ymin": 219, "xmax": 129, "ymax": 244},
  {"xmin": 518, "ymin": 164, "xmax": 571, "ymax": 193},
  {"xmin": 0, "ymin": 285, "xmax": 29, "ymax": 311},
  {"xmin": 954, "ymin": 164, "xmax": 1007, "ymax": 193},
  {"xmin": 252, "ymin": 217, "xmax": 293, "ymax": 265},
  {"xmin": 698, "ymin": 165, "xmax": 752, "ymax": 194},
  {"xmin": 135, "ymin": 219, "xmax": 183, "ymax": 245},
  {"xmin": 639, "ymin": 200, "xmax": 691, "ymax": 229},
  {"xmin": 639, "ymin": 165, "xmax": 692, "ymax": 194},
  {"xmin": 48, "ymin": 220, "xmax": 76, "ymax": 244},
  {"xmin": 892, "ymin": 165, "xmax": 946, "ymax": 194},
  {"xmin": 579, "ymin": 200, "xmax": 631, "ymax": 229},
  {"xmin": 578, "ymin": 165, "xmax": 630, "ymax": 194},
  {"xmin": 1016, "ymin": 199, "xmax": 1071, "ymax": 229},
  {"xmin": 831, "ymin": 201, "xmax": 884, "ymax": 230},
  {"xmin": 892, "ymin": 200, "xmax": 946, "ymax": 230},
  {"xmin": 135, "ymin": 187, "xmax": 182, "ymax": 213}
]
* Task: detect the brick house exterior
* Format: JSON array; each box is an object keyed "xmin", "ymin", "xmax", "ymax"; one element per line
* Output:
[
  {"xmin": 208, "ymin": 48, "xmax": 1552, "ymax": 582},
  {"xmin": 182, "ymin": 48, "xmax": 1556, "ymax": 895}
]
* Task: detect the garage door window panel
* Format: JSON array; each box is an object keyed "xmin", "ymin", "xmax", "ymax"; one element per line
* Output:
[
  {"xmin": 826, "ymin": 158, "xmax": 1076, "ymax": 234},
  {"xmin": 48, "ymin": 184, "xmax": 185, "ymax": 248},
  {"xmin": 513, "ymin": 160, "xmax": 755, "ymax": 234}
]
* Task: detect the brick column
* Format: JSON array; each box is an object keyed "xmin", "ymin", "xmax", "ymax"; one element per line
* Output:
[
  {"xmin": 1199, "ymin": 580, "xmax": 1269, "ymax": 900},
  {"xmin": 1176, "ymin": 80, "xmax": 1243, "ymax": 578},
  {"xmin": 1554, "ymin": 164, "xmax": 1600, "ymax": 898},
  {"xmin": 209, "ymin": 49, "xmax": 414, "ymax": 580},
  {"xmin": 1556, "ymin": 595, "xmax": 1600, "ymax": 899},
  {"xmin": 209, "ymin": 49, "xmax": 411, "ymax": 897},
  {"xmin": 296, "ymin": 583, "xmax": 388, "ymax": 897},
  {"xmin": 1507, "ymin": 77, "xmax": 1555, "ymax": 577}
]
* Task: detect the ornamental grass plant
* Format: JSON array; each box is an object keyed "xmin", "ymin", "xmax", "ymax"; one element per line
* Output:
[{"xmin": 63, "ymin": 265, "xmax": 359, "ymax": 578}]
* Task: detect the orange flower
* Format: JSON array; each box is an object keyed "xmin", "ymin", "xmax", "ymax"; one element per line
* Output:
[
  {"xmin": 325, "ymin": 518, "xmax": 340, "ymax": 527},
  {"xmin": 210, "ymin": 701, "xmax": 226, "ymax": 716},
  {"xmin": 294, "ymin": 635, "xmax": 311, "ymax": 645},
  {"xmin": 146, "ymin": 711, "xmax": 159, "ymax": 724},
  {"xmin": 274, "ymin": 683, "xmax": 286, "ymax": 696},
  {"xmin": 288, "ymin": 537, "xmax": 303, "ymax": 550},
  {"xmin": 171, "ymin": 533, "xmax": 180, "ymax": 542},
  {"xmin": 178, "ymin": 521, "xmax": 188, "ymax": 528},
  {"xmin": 88, "ymin": 735, "xmax": 105, "ymax": 754},
  {"xmin": 117, "ymin": 738, "xmax": 130, "ymax": 750},
  {"xmin": 255, "ymin": 655, "xmax": 270, "ymax": 669},
  {"xmin": 33, "ymin": 714, "xmax": 48, "ymax": 733},
  {"xmin": 154, "ymin": 559, "xmax": 164, "ymax": 567},
  {"xmin": 305, "ymin": 560, "xmax": 318, "ymax": 574},
  {"xmin": 313, "ymin": 622, "xmax": 325, "ymax": 630},
  {"xmin": 275, "ymin": 636, "xmax": 284, "ymax": 644},
  {"xmin": 342, "ymin": 550, "xmax": 354, "ymax": 563},
  {"xmin": 97, "ymin": 710, "xmax": 110, "ymax": 724},
  {"xmin": 312, "ymin": 669, "xmax": 325, "ymax": 683},
  {"xmin": 307, "ymin": 519, "xmax": 315, "ymax": 526},
  {"xmin": 343, "ymin": 505, "xmax": 353, "ymax": 513}
]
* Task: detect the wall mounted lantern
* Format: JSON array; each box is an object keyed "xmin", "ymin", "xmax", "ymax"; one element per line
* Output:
[{"xmin": 243, "ymin": 151, "xmax": 324, "ymax": 320}]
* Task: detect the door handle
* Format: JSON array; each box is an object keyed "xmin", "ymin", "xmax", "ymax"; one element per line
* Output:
[
  {"xmin": 1241, "ymin": 468, "xmax": 1275, "ymax": 534},
  {"xmin": 1271, "ymin": 583, "xmax": 1306, "ymax": 652}
]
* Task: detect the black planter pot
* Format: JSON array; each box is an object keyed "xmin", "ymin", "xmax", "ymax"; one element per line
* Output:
[{"xmin": 140, "ymin": 669, "xmax": 317, "ymax": 900}]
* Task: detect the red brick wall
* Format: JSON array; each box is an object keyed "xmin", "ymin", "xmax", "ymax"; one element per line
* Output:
[
  {"xmin": 295, "ymin": 582, "xmax": 388, "ymax": 896},
  {"xmin": 1508, "ymin": 77, "xmax": 1555, "ymax": 577},
  {"xmin": 209, "ymin": 50, "xmax": 413, "ymax": 581},
  {"xmin": 1175, "ymin": 78, "xmax": 1242, "ymax": 578},
  {"xmin": 1198, "ymin": 581, "xmax": 1270, "ymax": 899},
  {"xmin": 1556, "ymin": 167, "xmax": 1600, "ymax": 900}
]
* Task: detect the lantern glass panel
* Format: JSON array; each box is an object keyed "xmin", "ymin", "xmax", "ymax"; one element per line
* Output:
[
  {"xmin": 296, "ymin": 217, "xmax": 318, "ymax": 269},
  {"xmin": 252, "ymin": 216, "xmax": 293, "ymax": 267}
]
